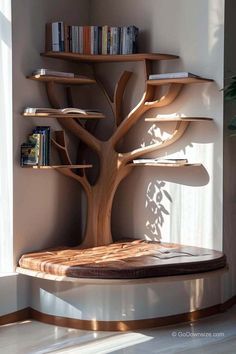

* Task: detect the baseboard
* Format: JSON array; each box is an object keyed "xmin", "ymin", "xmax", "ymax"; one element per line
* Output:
[
  {"xmin": 0, "ymin": 308, "xmax": 31, "ymax": 326},
  {"xmin": 1, "ymin": 297, "xmax": 236, "ymax": 330}
]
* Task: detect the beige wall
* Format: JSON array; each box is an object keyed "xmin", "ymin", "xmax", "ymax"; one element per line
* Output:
[
  {"xmin": 91, "ymin": 0, "xmax": 224, "ymax": 250},
  {"xmin": 12, "ymin": 0, "xmax": 90, "ymax": 263}
]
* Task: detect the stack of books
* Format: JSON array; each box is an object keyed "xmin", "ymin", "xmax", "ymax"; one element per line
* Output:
[
  {"xmin": 148, "ymin": 72, "xmax": 200, "ymax": 80},
  {"xmin": 46, "ymin": 22, "xmax": 139, "ymax": 55},
  {"xmin": 21, "ymin": 127, "xmax": 50, "ymax": 166}
]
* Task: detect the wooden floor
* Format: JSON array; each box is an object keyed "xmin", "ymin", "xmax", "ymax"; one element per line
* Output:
[{"xmin": 18, "ymin": 240, "xmax": 226, "ymax": 279}]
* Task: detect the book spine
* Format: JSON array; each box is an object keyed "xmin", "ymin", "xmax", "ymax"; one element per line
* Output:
[
  {"xmin": 93, "ymin": 26, "xmax": 98, "ymax": 55},
  {"xmin": 45, "ymin": 23, "xmax": 52, "ymax": 52},
  {"xmin": 102, "ymin": 25, "xmax": 108, "ymax": 54},
  {"xmin": 98, "ymin": 26, "xmax": 102, "ymax": 54},
  {"xmin": 90, "ymin": 26, "xmax": 94, "ymax": 54},
  {"xmin": 75, "ymin": 26, "xmax": 79, "ymax": 53},
  {"xmin": 52, "ymin": 22, "xmax": 60, "ymax": 52},
  {"xmin": 78, "ymin": 26, "xmax": 83, "ymax": 54},
  {"xmin": 119, "ymin": 27, "xmax": 123, "ymax": 54},
  {"xmin": 107, "ymin": 26, "xmax": 111, "ymax": 54},
  {"xmin": 83, "ymin": 26, "xmax": 90, "ymax": 55},
  {"xmin": 59, "ymin": 21, "xmax": 65, "ymax": 51},
  {"xmin": 64, "ymin": 24, "xmax": 69, "ymax": 52}
]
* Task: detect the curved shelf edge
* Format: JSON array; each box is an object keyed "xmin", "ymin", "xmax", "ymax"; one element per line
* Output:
[
  {"xmin": 131, "ymin": 163, "xmax": 202, "ymax": 167},
  {"xmin": 22, "ymin": 113, "xmax": 105, "ymax": 119},
  {"xmin": 27, "ymin": 75, "xmax": 96, "ymax": 85},
  {"xmin": 145, "ymin": 117, "xmax": 213, "ymax": 122},
  {"xmin": 21, "ymin": 164, "xmax": 92, "ymax": 169},
  {"xmin": 41, "ymin": 51, "xmax": 179, "ymax": 63},
  {"xmin": 147, "ymin": 77, "xmax": 214, "ymax": 86}
]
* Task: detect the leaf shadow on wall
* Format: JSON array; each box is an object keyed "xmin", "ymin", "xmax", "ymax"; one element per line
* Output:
[{"xmin": 143, "ymin": 165, "xmax": 209, "ymax": 242}]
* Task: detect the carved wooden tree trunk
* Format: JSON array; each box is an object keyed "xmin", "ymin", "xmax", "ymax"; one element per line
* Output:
[{"xmin": 45, "ymin": 63, "xmax": 187, "ymax": 247}]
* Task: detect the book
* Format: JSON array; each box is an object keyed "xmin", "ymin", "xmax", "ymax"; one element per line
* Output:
[
  {"xmin": 24, "ymin": 107, "xmax": 102, "ymax": 116},
  {"xmin": 52, "ymin": 22, "xmax": 60, "ymax": 52},
  {"xmin": 149, "ymin": 72, "xmax": 200, "ymax": 80},
  {"xmin": 32, "ymin": 69, "xmax": 75, "ymax": 78},
  {"xmin": 33, "ymin": 126, "xmax": 51, "ymax": 166},
  {"xmin": 21, "ymin": 143, "xmax": 38, "ymax": 166},
  {"xmin": 132, "ymin": 158, "xmax": 188, "ymax": 165}
]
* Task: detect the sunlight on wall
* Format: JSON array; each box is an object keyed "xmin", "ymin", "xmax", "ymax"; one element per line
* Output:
[{"xmin": 0, "ymin": 0, "xmax": 13, "ymax": 272}]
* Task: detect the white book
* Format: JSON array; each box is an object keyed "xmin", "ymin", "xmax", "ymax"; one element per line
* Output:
[
  {"xmin": 32, "ymin": 69, "xmax": 75, "ymax": 78},
  {"xmin": 91, "ymin": 26, "xmax": 94, "ymax": 54},
  {"xmin": 149, "ymin": 72, "xmax": 199, "ymax": 80},
  {"xmin": 52, "ymin": 22, "xmax": 60, "ymax": 52},
  {"xmin": 133, "ymin": 158, "xmax": 188, "ymax": 164}
]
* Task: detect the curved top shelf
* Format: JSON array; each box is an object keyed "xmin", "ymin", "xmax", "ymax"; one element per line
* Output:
[
  {"xmin": 41, "ymin": 51, "xmax": 179, "ymax": 63},
  {"xmin": 27, "ymin": 75, "xmax": 96, "ymax": 85},
  {"xmin": 147, "ymin": 77, "xmax": 213, "ymax": 85}
]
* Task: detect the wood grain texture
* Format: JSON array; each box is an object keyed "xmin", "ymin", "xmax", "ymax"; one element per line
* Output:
[
  {"xmin": 22, "ymin": 165, "xmax": 92, "ymax": 169},
  {"xmin": 18, "ymin": 240, "xmax": 226, "ymax": 279},
  {"xmin": 41, "ymin": 52, "xmax": 179, "ymax": 62},
  {"xmin": 23, "ymin": 113, "xmax": 105, "ymax": 119},
  {"xmin": 27, "ymin": 75, "xmax": 96, "ymax": 85},
  {"xmin": 145, "ymin": 117, "xmax": 213, "ymax": 122},
  {"xmin": 147, "ymin": 77, "xmax": 214, "ymax": 85},
  {"xmin": 0, "ymin": 308, "xmax": 30, "ymax": 326},
  {"xmin": 131, "ymin": 163, "xmax": 202, "ymax": 167}
]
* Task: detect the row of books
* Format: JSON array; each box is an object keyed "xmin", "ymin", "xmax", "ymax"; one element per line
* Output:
[
  {"xmin": 21, "ymin": 127, "xmax": 50, "ymax": 166},
  {"xmin": 46, "ymin": 22, "xmax": 139, "ymax": 55}
]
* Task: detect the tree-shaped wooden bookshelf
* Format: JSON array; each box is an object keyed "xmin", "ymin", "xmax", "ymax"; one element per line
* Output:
[{"xmin": 18, "ymin": 52, "xmax": 226, "ymax": 280}]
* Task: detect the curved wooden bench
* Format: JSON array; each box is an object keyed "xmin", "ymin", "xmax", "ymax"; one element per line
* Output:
[{"xmin": 18, "ymin": 240, "xmax": 226, "ymax": 279}]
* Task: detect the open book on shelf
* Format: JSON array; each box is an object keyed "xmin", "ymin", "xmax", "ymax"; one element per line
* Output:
[
  {"xmin": 24, "ymin": 107, "xmax": 102, "ymax": 116},
  {"xmin": 132, "ymin": 158, "xmax": 188, "ymax": 165}
]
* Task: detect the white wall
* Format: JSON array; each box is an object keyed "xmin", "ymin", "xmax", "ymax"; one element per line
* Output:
[
  {"xmin": 91, "ymin": 0, "xmax": 225, "ymax": 251},
  {"xmin": 12, "ymin": 0, "xmax": 90, "ymax": 264}
]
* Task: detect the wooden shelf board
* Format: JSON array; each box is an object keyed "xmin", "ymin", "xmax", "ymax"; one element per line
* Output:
[
  {"xmin": 145, "ymin": 117, "xmax": 213, "ymax": 122},
  {"xmin": 27, "ymin": 75, "xmax": 96, "ymax": 85},
  {"xmin": 147, "ymin": 77, "xmax": 214, "ymax": 85},
  {"xmin": 22, "ymin": 113, "xmax": 105, "ymax": 119},
  {"xmin": 41, "ymin": 52, "xmax": 179, "ymax": 63},
  {"xmin": 131, "ymin": 163, "xmax": 202, "ymax": 167},
  {"xmin": 22, "ymin": 164, "xmax": 92, "ymax": 169}
]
